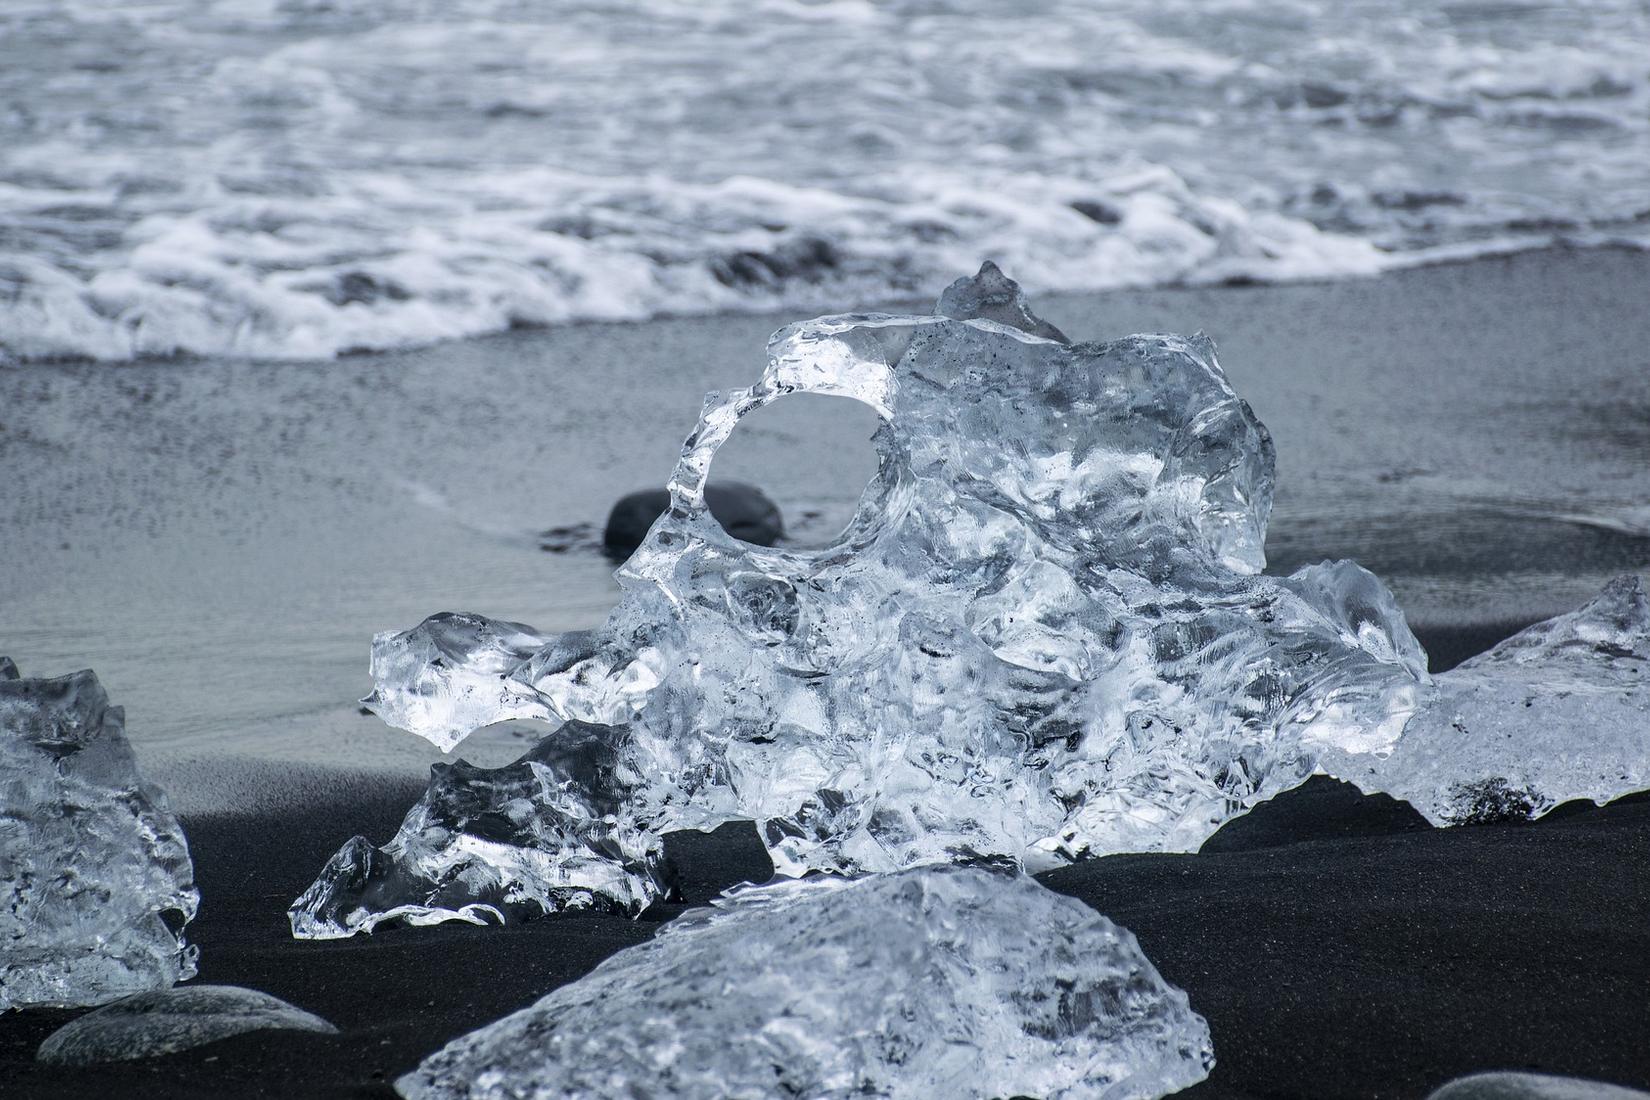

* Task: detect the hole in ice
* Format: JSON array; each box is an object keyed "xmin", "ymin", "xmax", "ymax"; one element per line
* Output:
[{"xmin": 707, "ymin": 393, "xmax": 883, "ymax": 550}]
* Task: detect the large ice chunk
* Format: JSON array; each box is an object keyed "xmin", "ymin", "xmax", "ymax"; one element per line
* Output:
[
  {"xmin": 395, "ymin": 866, "xmax": 1214, "ymax": 1100},
  {"xmin": 311, "ymin": 266, "xmax": 1433, "ymax": 935},
  {"xmin": 1332, "ymin": 574, "xmax": 1650, "ymax": 824},
  {"xmin": 1, "ymin": 661, "xmax": 198, "ymax": 1010}
]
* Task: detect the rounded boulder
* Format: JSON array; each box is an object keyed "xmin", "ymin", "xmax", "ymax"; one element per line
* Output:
[{"xmin": 603, "ymin": 481, "xmax": 782, "ymax": 558}]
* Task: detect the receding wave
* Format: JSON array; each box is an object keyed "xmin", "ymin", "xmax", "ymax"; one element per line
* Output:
[{"xmin": 3, "ymin": 0, "xmax": 1647, "ymax": 363}]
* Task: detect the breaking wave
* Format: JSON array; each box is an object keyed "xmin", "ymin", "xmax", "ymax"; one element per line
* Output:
[{"xmin": 3, "ymin": 0, "xmax": 1648, "ymax": 363}]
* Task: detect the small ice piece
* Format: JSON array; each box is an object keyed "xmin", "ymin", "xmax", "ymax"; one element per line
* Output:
[
  {"xmin": 1, "ymin": 662, "xmax": 198, "ymax": 1011},
  {"xmin": 395, "ymin": 866, "xmax": 1214, "ymax": 1100},
  {"xmin": 1334, "ymin": 575, "xmax": 1650, "ymax": 824},
  {"xmin": 935, "ymin": 259, "xmax": 1071, "ymax": 343},
  {"xmin": 289, "ymin": 722, "xmax": 664, "ymax": 939},
  {"xmin": 363, "ymin": 613, "xmax": 556, "ymax": 752},
  {"xmin": 36, "ymin": 985, "xmax": 337, "ymax": 1065},
  {"xmin": 331, "ymin": 265, "xmax": 1432, "ymax": 934}
]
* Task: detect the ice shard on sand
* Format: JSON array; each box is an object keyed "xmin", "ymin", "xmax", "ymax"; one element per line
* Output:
[
  {"xmin": 396, "ymin": 865, "xmax": 1214, "ymax": 1100},
  {"xmin": 1, "ymin": 660, "xmax": 198, "ymax": 1010},
  {"xmin": 290, "ymin": 721, "xmax": 663, "ymax": 938},
  {"xmin": 1337, "ymin": 573, "xmax": 1650, "ymax": 824}
]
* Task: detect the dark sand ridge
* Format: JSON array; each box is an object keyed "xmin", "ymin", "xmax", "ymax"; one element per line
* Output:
[{"xmin": 1, "ymin": 248, "xmax": 1648, "ymax": 1095}]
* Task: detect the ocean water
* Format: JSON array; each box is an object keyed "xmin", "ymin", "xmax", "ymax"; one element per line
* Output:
[{"xmin": 2, "ymin": 0, "xmax": 1648, "ymax": 363}]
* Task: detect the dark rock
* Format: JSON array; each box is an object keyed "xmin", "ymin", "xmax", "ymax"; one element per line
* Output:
[
  {"xmin": 1069, "ymin": 199, "xmax": 1123, "ymax": 225},
  {"xmin": 321, "ymin": 271, "xmax": 410, "ymax": 307},
  {"xmin": 537, "ymin": 521, "xmax": 599, "ymax": 554},
  {"xmin": 707, "ymin": 237, "xmax": 839, "ymax": 289},
  {"xmin": 603, "ymin": 481, "xmax": 783, "ymax": 558},
  {"xmin": 1427, "ymin": 1072, "xmax": 1650, "ymax": 1100},
  {"xmin": 36, "ymin": 986, "xmax": 337, "ymax": 1066}
]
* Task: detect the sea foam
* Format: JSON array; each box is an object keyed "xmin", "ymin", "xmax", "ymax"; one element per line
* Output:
[{"xmin": 3, "ymin": 0, "xmax": 1647, "ymax": 363}]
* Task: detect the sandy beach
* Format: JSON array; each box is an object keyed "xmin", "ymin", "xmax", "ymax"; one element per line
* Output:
[
  {"xmin": 4, "ymin": 246, "xmax": 1648, "ymax": 810},
  {"xmin": 3, "ymin": 247, "xmax": 1649, "ymax": 1097}
]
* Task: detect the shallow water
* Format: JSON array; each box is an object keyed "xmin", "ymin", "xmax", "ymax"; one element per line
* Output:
[{"xmin": 3, "ymin": 0, "xmax": 1648, "ymax": 362}]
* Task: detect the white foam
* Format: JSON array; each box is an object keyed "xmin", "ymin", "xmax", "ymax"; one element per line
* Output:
[{"xmin": 3, "ymin": 0, "xmax": 1647, "ymax": 363}]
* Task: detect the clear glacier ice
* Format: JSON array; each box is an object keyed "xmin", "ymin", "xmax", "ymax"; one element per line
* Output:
[
  {"xmin": 936, "ymin": 258, "xmax": 1071, "ymax": 343},
  {"xmin": 297, "ymin": 263, "xmax": 1440, "ymax": 936},
  {"xmin": 395, "ymin": 865, "xmax": 1214, "ymax": 1100},
  {"xmin": 36, "ymin": 985, "xmax": 337, "ymax": 1065},
  {"xmin": 1, "ymin": 661, "xmax": 199, "ymax": 1010},
  {"xmin": 1332, "ymin": 574, "xmax": 1650, "ymax": 825},
  {"xmin": 289, "ymin": 721, "xmax": 663, "ymax": 938},
  {"xmin": 300, "ymin": 263, "xmax": 1650, "ymax": 939},
  {"xmin": 362, "ymin": 612, "xmax": 555, "ymax": 753}
]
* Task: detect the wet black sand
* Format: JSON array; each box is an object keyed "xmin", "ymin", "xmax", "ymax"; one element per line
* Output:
[{"xmin": 5, "ymin": 784, "xmax": 1649, "ymax": 1098}]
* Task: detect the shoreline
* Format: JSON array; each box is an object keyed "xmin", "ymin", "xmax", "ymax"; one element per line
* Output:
[
  {"xmin": 6, "ymin": 240, "xmax": 1645, "ymax": 373},
  {"xmin": 2, "ymin": 244, "xmax": 1647, "ymax": 806}
]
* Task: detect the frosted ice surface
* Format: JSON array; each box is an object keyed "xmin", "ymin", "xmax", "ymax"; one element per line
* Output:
[
  {"xmin": 317, "ymin": 265, "xmax": 1436, "ymax": 935},
  {"xmin": 936, "ymin": 259, "xmax": 1070, "ymax": 343},
  {"xmin": 395, "ymin": 866, "xmax": 1213, "ymax": 1100},
  {"xmin": 36, "ymin": 985, "xmax": 337, "ymax": 1065},
  {"xmin": 1331, "ymin": 574, "xmax": 1650, "ymax": 824},
  {"xmin": 290, "ymin": 721, "xmax": 663, "ymax": 938},
  {"xmin": 1, "ymin": 661, "xmax": 198, "ymax": 1011}
]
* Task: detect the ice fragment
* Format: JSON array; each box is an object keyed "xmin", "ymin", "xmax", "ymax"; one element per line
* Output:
[
  {"xmin": 362, "ymin": 613, "xmax": 556, "ymax": 753},
  {"xmin": 936, "ymin": 259, "xmax": 1071, "ymax": 343},
  {"xmin": 395, "ymin": 866, "xmax": 1213, "ymax": 1100},
  {"xmin": 290, "ymin": 721, "xmax": 664, "ymax": 938},
  {"xmin": 1, "ymin": 662, "xmax": 198, "ymax": 1010},
  {"xmin": 1333, "ymin": 574, "xmax": 1650, "ymax": 824}
]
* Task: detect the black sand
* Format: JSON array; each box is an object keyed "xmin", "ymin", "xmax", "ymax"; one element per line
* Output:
[{"xmin": 5, "ymin": 770, "xmax": 1649, "ymax": 1098}]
